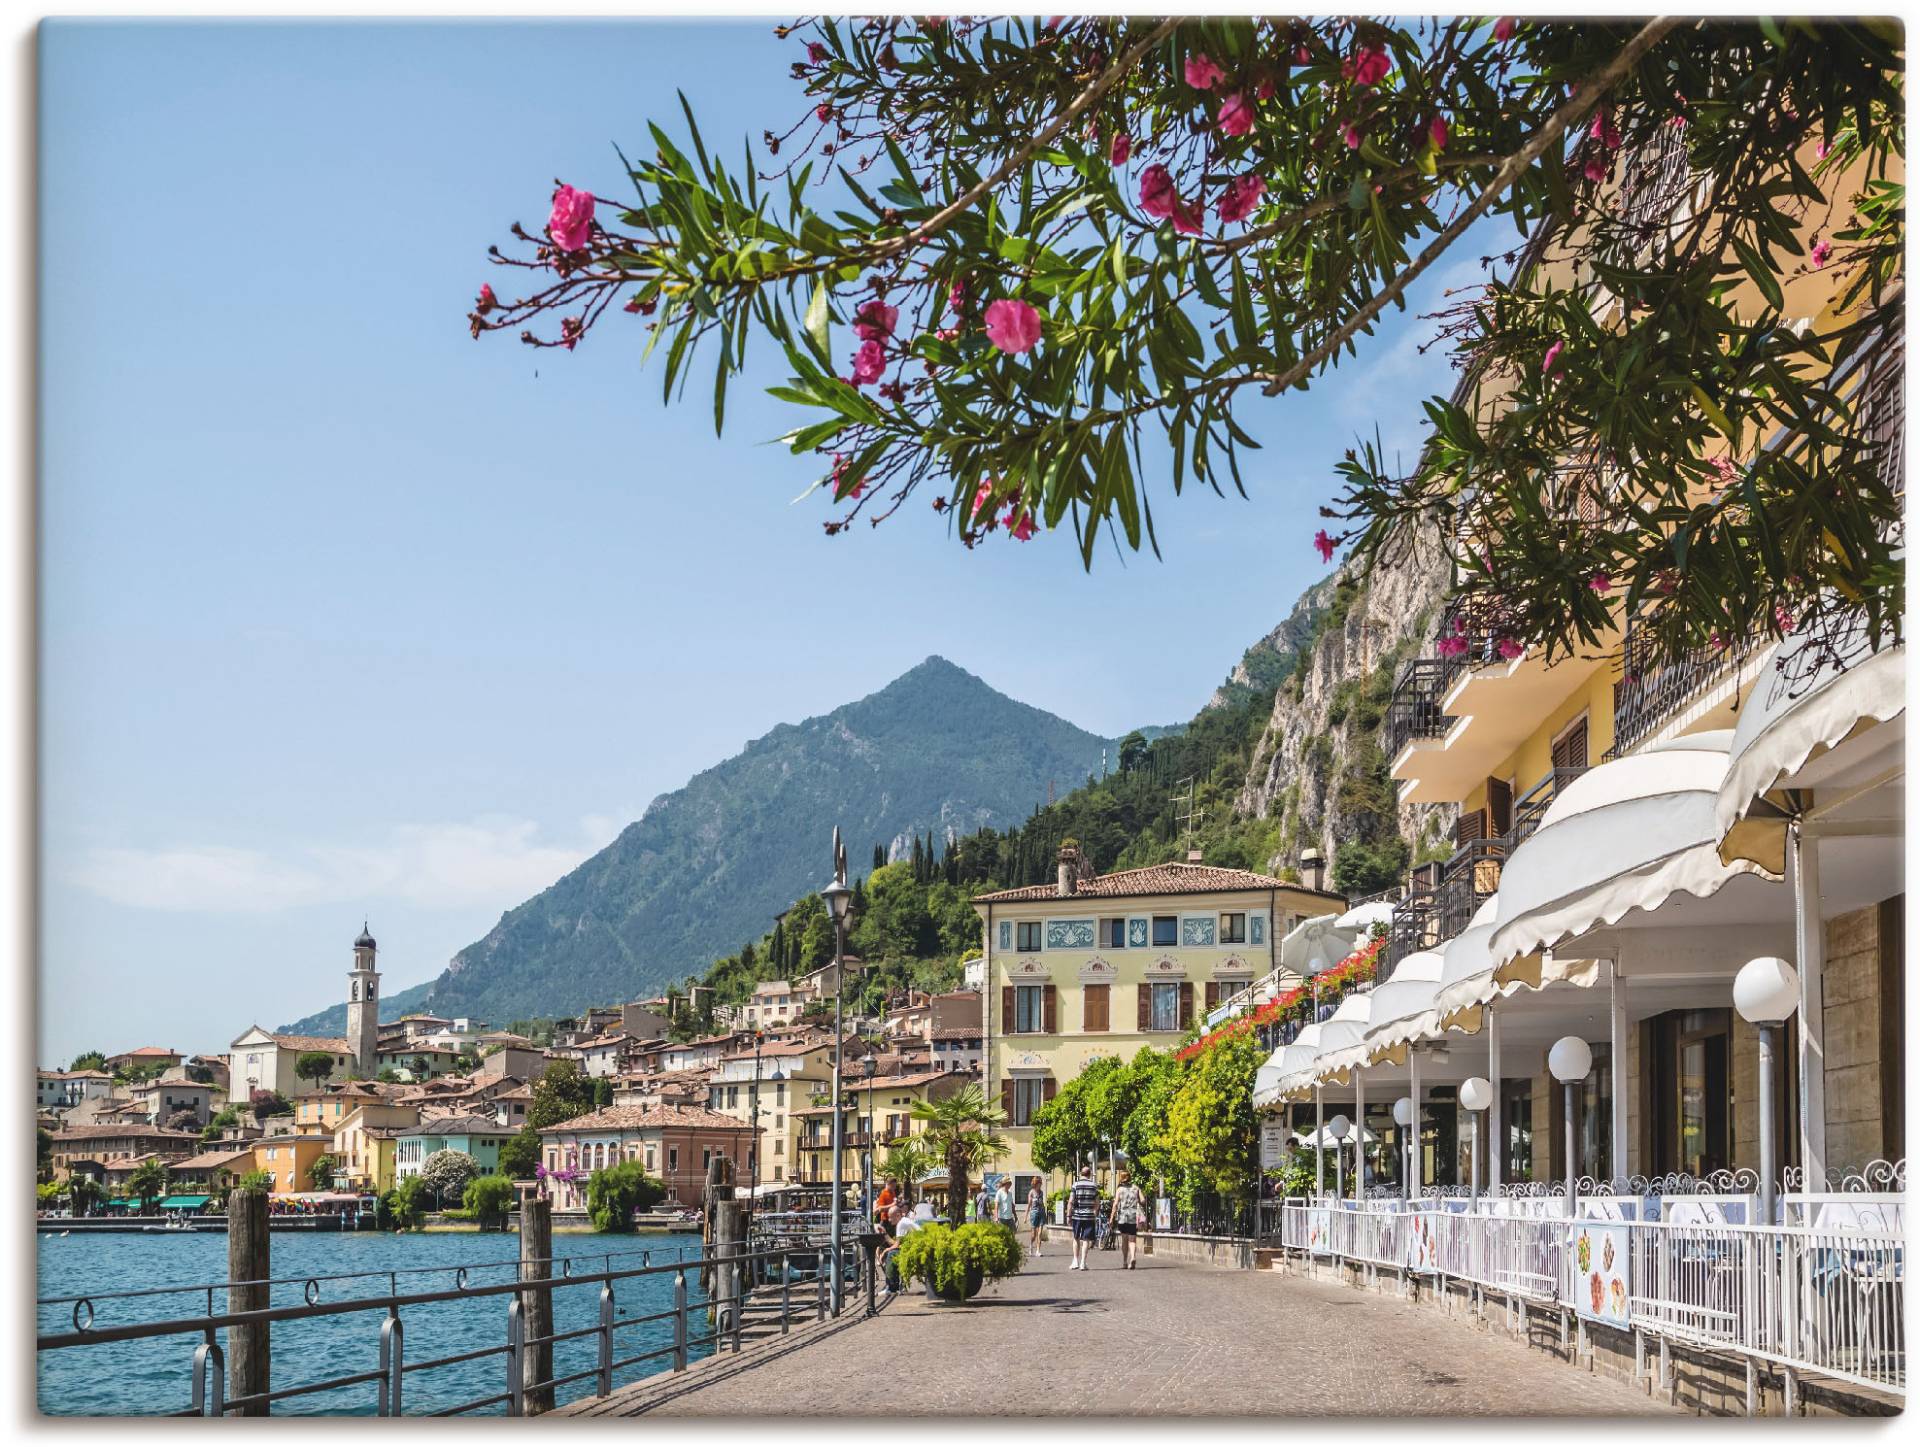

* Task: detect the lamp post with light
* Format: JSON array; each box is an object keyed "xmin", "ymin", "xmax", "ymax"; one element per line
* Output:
[
  {"xmin": 1548, "ymin": 1036, "xmax": 1592, "ymax": 1218},
  {"xmin": 1393, "ymin": 1096, "xmax": 1415, "ymax": 1202},
  {"xmin": 1735, "ymin": 956, "xmax": 1800, "ymax": 1225},
  {"xmin": 1327, "ymin": 1114, "xmax": 1351, "ymax": 1203},
  {"xmin": 1460, "ymin": 1077, "xmax": 1493, "ymax": 1207},
  {"xmin": 820, "ymin": 833, "xmax": 853, "ymax": 1317}
]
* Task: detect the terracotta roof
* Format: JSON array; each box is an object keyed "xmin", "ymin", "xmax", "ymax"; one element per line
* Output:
[
  {"xmin": 971, "ymin": 860, "xmax": 1342, "ymax": 904},
  {"xmin": 401, "ymin": 1114, "xmax": 517, "ymax": 1137},
  {"xmin": 40, "ymin": 1068, "xmax": 111, "ymax": 1080},
  {"xmin": 931, "ymin": 1028, "xmax": 984, "ymax": 1041},
  {"xmin": 537, "ymin": 1104, "xmax": 753, "ymax": 1135},
  {"xmin": 172, "ymin": 1148, "xmax": 257, "ymax": 1172},
  {"xmin": 266, "ymin": 1032, "xmax": 351, "ymax": 1053},
  {"xmin": 110, "ymin": 1046, "xmax": 179, "ymax": 1058},
  {"xmin": 50, "ymin": 1123, "xmax": 201, "ymax": 1142}
]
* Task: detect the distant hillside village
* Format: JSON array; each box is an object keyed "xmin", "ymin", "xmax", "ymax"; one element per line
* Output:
[{"xmin": 36, "ymin": 920, "xmax": 988, "ymax": 1218}]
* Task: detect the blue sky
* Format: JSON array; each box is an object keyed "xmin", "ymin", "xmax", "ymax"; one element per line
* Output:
[{"xmin": 39, "ymin": 20, "xmax": 1472, "ymax": 1063}]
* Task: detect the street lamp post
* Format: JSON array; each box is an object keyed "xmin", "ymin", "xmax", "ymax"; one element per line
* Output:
[
  {"xmin": 1734, "ymin": 956, "xmax": 1800, "ymax": 1226},
  {"xmin": 820, "ymin": 832, "xmax": 853, "ymax": 1318},
  {"xmin": 861, "ymin": 1054, "xmax": 878, "ymax": 1219},
  {"xmin": 1327, "ymin": 1114, "xmax": 1351, "ymax": 1204},
  {"xmin": 1460, "ymin": 1077, "xmax": 1493, "ymax": 1208},
  {"xmin": 1393, "ymin": 1096, "xmax": 1414, "ymax": 1203},
  {"xmin": 1548, "ymin": 1036, "xmax": 1592, "ymax": 1219}
]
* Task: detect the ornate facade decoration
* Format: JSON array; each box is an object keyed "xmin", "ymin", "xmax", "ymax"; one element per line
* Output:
[
  {"xmin": 1126, "ymin": 917, "xmax": 1149, "ymax": 948},
  {"xmin": 1180, "ymin": 915, "xmax": 1216, "ymax": 948},
  {"xmin": 1045, "ymin": 918, "xmax": 1096, "ymax": 950}
]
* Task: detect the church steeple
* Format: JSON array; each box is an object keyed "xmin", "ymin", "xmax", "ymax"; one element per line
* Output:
[{"xmin": 346, "ymin": 923, "xmax": 380, "ymax": 1075}]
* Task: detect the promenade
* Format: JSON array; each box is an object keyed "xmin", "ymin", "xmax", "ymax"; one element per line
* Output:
[{"xmin": 563, "ymin": 1249, "xmax": 1682, "ymax": 1418}]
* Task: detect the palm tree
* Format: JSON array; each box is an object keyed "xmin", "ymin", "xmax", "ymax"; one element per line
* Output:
[
  {"xmin": 127, "ymin": 1158, "xmax": 170, "ymax": 1213},
  {"xmin": 907, "ymin": 1084, "xmax": 1008, "ymax": 1220},
  {"xmin": 876, "ymin": 1137, "xmax": 936, "ymax": 1207}
]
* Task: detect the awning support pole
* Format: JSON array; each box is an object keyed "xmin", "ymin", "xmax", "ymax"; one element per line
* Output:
[
  {"xmin": 1487, "ymin": 1007, "xmax": 1502, "ymax": 1196},
  {"xmin": 1791, "ymin": 820, "xmax": 1826, "ymax": 1190},
  {"xmin": 1609, "ymin": 960, "xmax": 1628, "ymax": 1188},
  {"xmin": 1314, "ymin": 1085, "xmax": 1325, "ymax": 1199},
  {"xmin": 1354, "ymin": 1068, "xmax": 1368, "ymax": 1202},
  {"xmin": 1407, "ymin": 1049, "xmax": 1422, "ymax": 1201}
]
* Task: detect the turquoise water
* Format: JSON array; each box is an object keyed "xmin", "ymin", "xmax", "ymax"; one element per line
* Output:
[{"xmin": 36, "ymin": 1229, "xmax": 713, "ymax": 1416}]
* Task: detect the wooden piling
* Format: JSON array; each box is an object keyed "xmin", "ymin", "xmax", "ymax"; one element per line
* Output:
[
  {"xmin": 518, "ymin": 1189, "xmax": 554, "ymax": 1414},
  {"xmin": 226, "ymin": 1187, "xmax": 270, "ymax": 1415},
  {"xmin": 711, "ymin": 1199, "xmax": 746, "ymax": 1340}
]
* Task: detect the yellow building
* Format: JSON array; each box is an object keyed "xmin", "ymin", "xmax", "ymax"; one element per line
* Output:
[
  {"xmin": 976, "ymin": 850, "xmax": 1345, "ymax": 1192},
  {"xmin": 792, "ymin": 1066, "xmax": 971, "ymax": 1190},
  {"xmin": 250, "ymin": 1134, "xmax": 334, "ymax": 1194},
  {"xmin": 331, "ymin": 1102, "xmax": 421, "ymax": 1193}
]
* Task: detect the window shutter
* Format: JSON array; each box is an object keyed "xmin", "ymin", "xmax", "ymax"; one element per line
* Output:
[
  {"xmin": 1137, "ymin": 983, "xmax": 1152, "ymax": 1031},
  {"xmin": 1454, "ymin": 808, "xmax": 1487, "ymax": 846},
  {"xmin": 1204, "ymin": 981, "xmax": 1221, "ymax": 1011},
  {"xmin": 1552, "ymin": 717, "xmax": 1589, "ymax": 770},
  {"xmin": 1487, "ymin": 776, "xmax": 1514, "ymax": 837},
  {"xmin": 1042, "ymin": 1077, "xmax": 1057, "ymax": 1104},
  {"xmin": 1178, "ymin": 982, "xmax": 1195, "ymax": 1030},
  {"xmin": 1083, "ymin": 984, "xmax": 1108, "ymax": 1032},
  {"xmin": 1001, "ymin": 985, "xmax": 1016, "ymax": 1033},
  {"xmin": 1001, "ymin": 1079, "xmax": 1015, "ymax": 1119},
  {"xmin": 1042, "ymin": 984, "xmax": 1057, "ymax": 1034}
]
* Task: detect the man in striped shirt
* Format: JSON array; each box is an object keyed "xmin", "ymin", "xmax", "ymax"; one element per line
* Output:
[{"xmin": 1067, "ymin": 1165, "xmax": 1102, "ymax": 1271}]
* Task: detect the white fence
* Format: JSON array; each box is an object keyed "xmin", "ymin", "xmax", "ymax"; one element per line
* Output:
[{"xmin": 1279, "ymin": 1201, "xmax": 1905, "ymax": 1400}]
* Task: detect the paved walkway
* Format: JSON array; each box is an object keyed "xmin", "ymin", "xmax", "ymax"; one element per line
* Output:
[{"xmin": 575, "ymin": 1249, "xmax": 1682, "ymax": 1417}]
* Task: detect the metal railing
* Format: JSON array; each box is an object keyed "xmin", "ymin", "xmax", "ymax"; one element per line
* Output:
[
  {"xmin": 1508, "ymin": 765, "xmax": 1589, "ymax": 847},
  {"xmin": 1277, "ymin": 1200, "xmax": 1906, "ymax": 1403},
  {"xmin": 1610, "ymin": 623, "xmax": 1756, "ymax": 757},
  {"xmin": 1436, "ymin": 837, "xmax": 1504, "ymax": 939},
  {"xmin": 1383, "ymin": 659, "xmax": 1460, "ymax": 761},
  {"xmin": 38, "ymin": 1239, "xmax": 866, "ymax": 1416}
]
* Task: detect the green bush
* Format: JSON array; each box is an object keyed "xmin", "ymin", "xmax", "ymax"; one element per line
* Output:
[
  {"xmin": 895, "ymin": 1222, "xmax": 1023, "ymax": 1301},
  {"xmin": 464, "ymin": 1173, "xmax": 516, "ymax": 1229},
  {"xmin": 585, "ymin": 1160, "xmax": 666, "ymax": 1233}
]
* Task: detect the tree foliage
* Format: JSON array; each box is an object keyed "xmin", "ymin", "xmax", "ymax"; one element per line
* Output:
[
  {"xmin": 1162, "ymin": 1030, "xmax": 1262, "ymax": 1209},
  {"xmin": 498, "ymin": 1127, "xmax": 543, "ymax": 1180},
  {"xmin": 308, "ymin": 1154, "xmax": 336, "ymax": 1191},
  {"xmin": 127, "ymin": 1159, "xmax": 170, "ymax": 1209},
  {"xmin": 463, "ymin": 1173, "xmax": 517, "ymax": 1229},
  {"xmin": 527, "ymin": 1060, "xmax": 596, "ymax": 1131},
  {"xmin": 586, "ymin": 1160, "xmax": 667, "ymax": 1232},
  {"xmin": 295, "ymin": 1052, "xmax": 336, "ymax": 1087},
  {"xmin": 473, "ymin": 16, "xmax": 1901, "ymax": 674},
  {"xmin": 906, "ymin": 1082, "xmax": 1008, "ymax": 1216},
  {"xmin": 419, "ymin": 1149, "xmax": 480, "ymax": 1204}
]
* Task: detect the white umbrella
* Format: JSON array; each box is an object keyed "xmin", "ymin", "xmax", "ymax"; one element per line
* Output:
[
  {"xmin": 1333, "ymin": 899, "xmax": 1396, "ymax": 936},
  {"xmin": 1280, "ymin": 913, "xmax": 1355, "ymax": 975}
]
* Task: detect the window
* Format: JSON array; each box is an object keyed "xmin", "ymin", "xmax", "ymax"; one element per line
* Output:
[
  {"xmin": 1014, "ymin": 985, "xmax": 1047, "ymax": 1033},
  {"xmin": 1010, "ymin": 1077, "xmax": 1048, "ymax": 1126},
  {"xmin": 775, "ymin": 1082, "xmax": 786, "ymax": 1105},
  {"xmin": 1102, "ymin": 918, "xmax": 1126, "ymax": 949},
  {"xmin": 1148, "ymin": 982, "xmax": 1180, "ymax": 1032},
  {"xmin": 1016, "ymin": 921, "xmax": 1043, "ymax": 952},
  {"xmin": 1220, "ymin": 912, "xmax": 1247, "ymax": 944},
  {"xmin": 1647, "ymin": 1009, "xmax": 1733, "ymax": 1178},
  {"xmin": 668, "ymin": 1147, "xmax": 679, "ymax": 1172},
  {"xmin": 1151, "ymin": 916, "xmax": 1178, "ymax": 946}
]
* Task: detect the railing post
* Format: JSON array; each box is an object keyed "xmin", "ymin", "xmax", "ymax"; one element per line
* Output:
[
  {"xmin": 517, "ymin": 1189, "xmax": 554, "ymax": 1414},
  {"xmin": 865, "ymin": 1235, "xmax": 878, "ymax": 1317},
  {"xmin": 780, "ymin": 1251, "xmax": 791, "ymax": 1335},
  {"xmin": 672, "ymin": 1270, "xmax": 688, "ymax": 1372},
  {"xmin": 597, "ymin": 1283, "xmax": 614, "ymax": 1397},
  {"xmin": 226, "ymin": 1186, "xmax": 270, "ymax": 1415},
  {"xmin": 377, "ymin": 1313, "xmax": 404, "ymax": 1416},
  {"xmin": 815, "ymin": 1251, "xmax": 827, "ymax": 1321},
  {"xmin": 504, "ymin": 1298, "xmax": 524, "ymax": 1417},
  {"xmin": 730, "ymin": 1261, "xmax": 743, "ymax": 1354},
  {"xmin": 190, "ymin": 1337, "xmax": 225, "ymax": 1416}
]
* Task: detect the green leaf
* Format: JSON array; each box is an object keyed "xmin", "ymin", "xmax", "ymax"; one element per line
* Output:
[{"xmin": 803, "ymin": 277, "xmax": 832, "ymax": 366}]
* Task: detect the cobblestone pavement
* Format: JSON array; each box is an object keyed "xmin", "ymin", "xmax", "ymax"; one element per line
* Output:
[{"xmin": 621, "ymin": 1250, "xmax": 1683, "ymax": 1417}]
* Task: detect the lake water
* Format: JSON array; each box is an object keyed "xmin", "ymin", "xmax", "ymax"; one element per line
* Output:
[{"xmin": 36, "ymin": 1229, "xmax": 714, "ymax": 1416}]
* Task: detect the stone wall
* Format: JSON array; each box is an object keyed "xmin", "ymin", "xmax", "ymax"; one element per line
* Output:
[{"xmin": 1823, "ymin": 896, "xmax": 1904, "ymax": 1174}]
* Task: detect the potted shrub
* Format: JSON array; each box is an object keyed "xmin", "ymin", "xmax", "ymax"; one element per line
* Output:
[{"xmin": 896, "ymin": 1222, "xmax": 1024, "ymax": 1303}]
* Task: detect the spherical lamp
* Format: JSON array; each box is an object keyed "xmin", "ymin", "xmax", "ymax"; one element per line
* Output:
[
  {"xmin": 1459, "ymin": 1077, "xmax": 1495, "ymax": 1113},
  {"xmin": 1459, "ymin": 1076, "xmax": 1494, "ymax": 1203},
  {"xmin": 1547, "ymin": 1035, "xmax": 1593, "ymax": 1083},
  {"xmin": 1326, "ymin": 1113, "xmax": 1351, "ymax": 1141},
  {"xmin": 1392, "ymin": 1096, "xmax": 1414, "ymax": 1127},
  {"xmin": 1307, "ymin": 954, "xmax": 1330, "ymax": 978},
  {"xmin": 1734, "ymin": 956, "xmax": 1800, "ymax": 1024}
]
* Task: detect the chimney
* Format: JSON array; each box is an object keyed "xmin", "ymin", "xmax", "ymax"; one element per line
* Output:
[
  {"xmin": 1300, "ymin": 846, "xmax": 1325, "ymax": 892},
  {"xmin": 1056, "ymin": 841, "xmax": 1081, "ymax": 897}
]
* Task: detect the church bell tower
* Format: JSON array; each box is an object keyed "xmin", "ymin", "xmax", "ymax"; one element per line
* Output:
[{"xmin": 347, "ymin": 923, "xmax": 380, "ymax": 1076}]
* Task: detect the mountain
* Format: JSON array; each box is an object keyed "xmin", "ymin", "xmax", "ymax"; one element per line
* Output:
[
  {"xmin": 1207, "ymin": 572, "xmax": 1336, "ymax": 711},
  {"xmin": 282, "ymin": 657, "xmax": 1114, "ymax": 1034}
]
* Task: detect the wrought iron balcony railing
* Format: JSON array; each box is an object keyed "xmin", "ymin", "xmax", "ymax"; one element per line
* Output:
[
  {"xmin": 1383, "ymin": 659, "xmax": 1461, "ymax": 761},
  {"xmin": 1436, "ymin": 838, "xmax": 1505, "ymax": 940},
  {"xmin": 1507, "ymin": 766, "xmax": 1589, "ymax": 847}
]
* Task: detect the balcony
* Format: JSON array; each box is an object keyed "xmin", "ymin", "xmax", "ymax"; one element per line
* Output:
[
  {"xmin": 1436, "ymin": 837, "xmax": 1504, "ymax": 939},
  {"xmin": 1609, "ymin": 625, "xmax": 1754, "ymax": 757},
  {"xmin": 1378, "ymin": 867, "xmax": 1440, "ymax": 983},
  {"xmin": 1508, "ymin": 765, "xmax": 1589, "ymax": 847},
  {"xmin": 1383, "ymin": 659, "xmax": 1462, "ymax": 764}
]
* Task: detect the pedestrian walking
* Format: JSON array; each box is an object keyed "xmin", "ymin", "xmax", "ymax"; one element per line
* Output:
[
  {"xmin": 975, "ymin": 1179, "xmax": 995, "ymax": 1225},
  {"xmin": 1066, "ymin": 1165, "xmax": 1101, "ymax": 1270},
  {"xmin": 1025, "ymin": 1181, "xmax": 1047, "ymax": 1257},
  {"xmin": 993, "ymin": 1176, "xmax": 1015, "ymax": 1229},
  {"xmin": 1108, "ymin": 1169, "xmax": 1145, "ymax": 1270}
]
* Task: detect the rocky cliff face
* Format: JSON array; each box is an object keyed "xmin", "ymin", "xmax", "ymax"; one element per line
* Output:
[
  {"xmin": 1205, "ymin": 573, "xmax": 1338, "ymax": 712},
  {"xmin": 1238, "ymin": 529, "xmax": 1458, "ymax": 884}
]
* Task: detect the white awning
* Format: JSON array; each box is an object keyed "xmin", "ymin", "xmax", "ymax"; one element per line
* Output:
[
  {"xmin": 1359, "ymin": 948, "xmax": 1446, "ymax": 1054},
  {"xmin": 1293, "ymin": 1124, "xmax": 1378, "ymax": 1148},
  {"xmin": 1487, "ymin": 731, "xmax": 1772, "ymax": 969},
  {"xmin": 1254, "ymin": 1021, "xmax": 1327, "ymax": 1107},
  {"xmin": 1266, "ymin": 992, "xmax": 1375, "ymax": 1098},
  {"xmin": 1716, "ymin": 633, "xmax": 1905, "ymax": 872}
]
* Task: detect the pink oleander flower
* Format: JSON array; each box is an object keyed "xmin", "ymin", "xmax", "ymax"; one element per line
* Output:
[
  {"xmin": 1542, "ymin": 339, "xmax": 1565, "ymax": 376},
  {"xmin": 559, "ymin": 315, "xmax": 584, "ymax": 351},
  {"xmin": 816, "ymin": 103, "xmax": 834, "ymax": 123},
  {"xmin": 1257, "ymin": 77, "xmax": 1275, "ymax": 101},
  {"xmin": 1184, "ymin": 53, "xmax": 1227, "ymax": 90},
  {"xmin": 1710, "ymin": 455, "xmax": 1737, "ymax": 484},
  {"xmin": 1294, "ymin": 44, "xmax": 1312, "ymax": 64},
  {"xmin": 1313, "ymin": 529, "xmax": 1336, "ymax": 563},
  {"xmin": 548, "ymin": 185, "xmax": 596, "ymax": 251},
  {"xmin": 1710, "ymin": 632, "xmax": 1729, "ymax": 652},
  {"xmin": 1654, "ymin": 569, "xmax": 1679, "ymax": 596},
  {"xmin": 1497, "ymin": 637, "xmax": 1525, "ymax": 661},
  {"xmin": 924, "ymin": 17, "xmax": 946, "ymax": 30},
  {"xmin": 1218, "ymin": 173, "xmax": 1267, "ymax": 224},
  {"xmin": 1436, "ymin": 634, "xmax": 1468, "ymax": 658},
  {"xmin": 1005, "ymin": 509, "xmax": 1037, "ymax": 542},
  {"xmin": 1811, "ymin": 238, "xmax": 1832, "ymax": 269},
  {"xmin": 1584, "ymin": 155, "xmax": 1610, "ymax": 183},
  {"xmin": 1588, "ymin": 572, "xmax": 1612, "ymax": 594},
  {"xmin": 475, "ymin": 283, "xmax": 497, "ymax": 314},
  {"xmin": 853, "ymin": 299, "xmax": 899, "ymax": 341},
  {"xmin": 807, "ymin": 41, "xmax": 828, "ymax": 63},
  {"xmin": 1169, "ymin": 195, "xmax": 1203, "ymax": 236},
  {"xmin": 831, "ymin": 453, "xmax": 865, "ymax": 500},
  {"xmin": 1428, "ymin": 115, "xmax": 1450, "ymax": 151},
  {"xmin": 1110, "ymin": 132, "xmax": 1131, "ymax": 165},
  {"xmin": 1344, "ymin": 44, "xmax": 1391, "ymax": 88},
  {"xmin": 972, "ymin": 479, "xmax": 996, "ymax": 528},
  {"xmin": 1816, "ymin": 139, "xmax": 1831, "ymax": 160},
  {"xmin": 1219, "ymin": 92, "xmax": 1254, "ymax": 137},
  {"xmin": 949, "ymin": 279, "xmax": 966, "ymax": 313},
  {"xmin": 850, "ymin": 339, "xmax": 887, "ymax": 385},
  {"xmin": 934, "ymin": 326, "xmax": 959, "ymax": 342},
  {"xmin": 983, "ymin": 298, "xmax": 1043, "ymax": 354},
  {"xmin": 1138, "ymin": 164, "xmax": 1177, "ymax": 218},
  {"xmin": 1493, "ymin": 17, "xmax": 1517, "ymax": 42},
  {"xmin": 1343, "ymin": 122, "xmax": 1363, "ymax": 150},
  {"xmin": 1590, "ymin": 108, "xmax": 1621, "ymax": 151},
  {"xmin": 1774, "ymin": 603, "xmax": 1796, "ymax": 633}
]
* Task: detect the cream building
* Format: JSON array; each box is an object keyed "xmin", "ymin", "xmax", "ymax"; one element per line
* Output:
[{"xmin": 976, "ymin": 848, "xmax": 1345, "ymax": 1184}]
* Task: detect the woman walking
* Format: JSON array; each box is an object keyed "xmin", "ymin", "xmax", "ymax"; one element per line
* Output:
[
  {"xmin": 1108, "ymin": 1170, "xmax": 1145, "ymax": 1270},
  {"xmin": 1025, "ymin": 1181, "xmax": 1047, "ymax": 1257}
]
